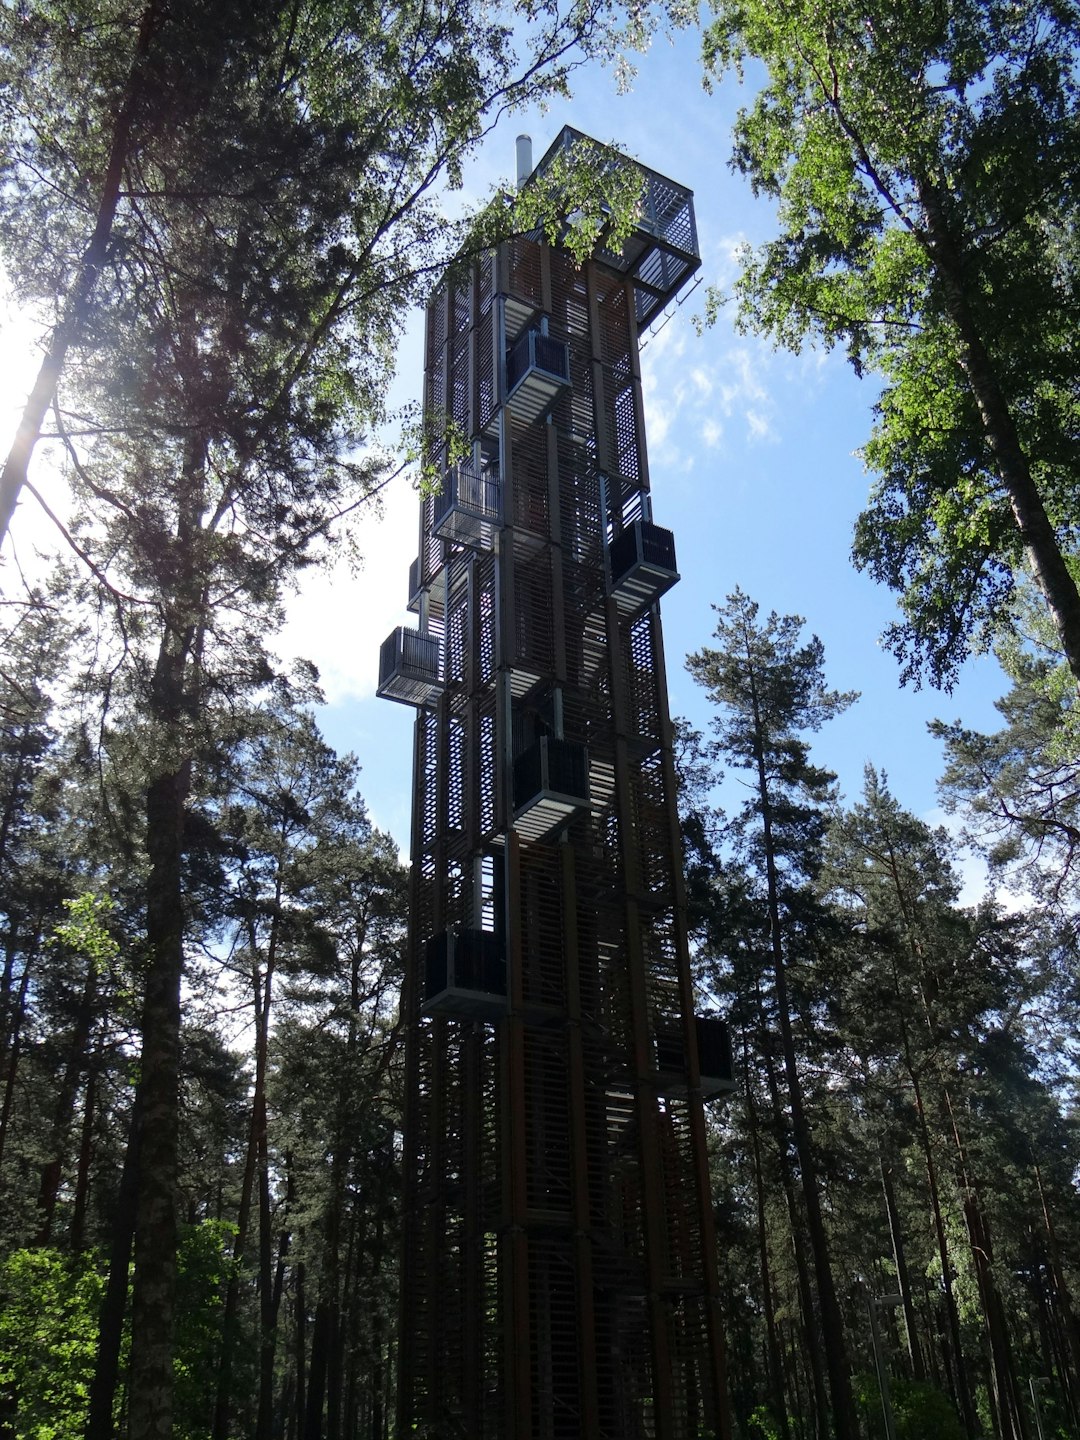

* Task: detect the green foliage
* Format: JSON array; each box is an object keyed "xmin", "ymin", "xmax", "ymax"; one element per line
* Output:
[
  {"xmin": 700, "ymin": 0, "xmax": 1080, "ymax": 684},
  {"xmin": 686, "ymin": 587, "xmax": 857, "ymax": 879},
  {"xmin": 505, "ymin": 133, "xmax": 646, "ymax": 265},
  {"xmin": 173, "ymin": 1221, "xmax": 237, "ymax": 1440},
  {"xmin": 0, "ymin": 1224, "xmax": 236, "ymax": 1440},
  {"xmin": 0, "ymin": 1249, "xmax": 103, "ymax": 1440},
  {"xmin": 854, "ymin": 1374, "xmax": 965, "ymax": 1440},
  {"xmin": 50, "ymin": 894, "xmax": 119, "ymax": 971},
  {"xmin": 746, "ymin": 1404, "xmax": 785, "ymax": 1440},
  {"xmin": 934, "ymin": 651, "xmax": 1080, "ymax": 906}
]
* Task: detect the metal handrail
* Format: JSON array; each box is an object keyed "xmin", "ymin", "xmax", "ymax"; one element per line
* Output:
[
  {"xmin": 506, "ymin": 329, "xmax": 570, "ymax": 394},
  {"xmin": 433, "ymin": 461, "xmax": 500, "ymax": 525},
  {"xmin": 379, "ymin": 627, "xmax": 439, "ymax": 688},
  {"xmin": 609, "ymin": 520, "xmax": 676, "ymax": 582},
  {"xmin": 513, "ymin": 735, "xmax": 588, "ymax": 809}
]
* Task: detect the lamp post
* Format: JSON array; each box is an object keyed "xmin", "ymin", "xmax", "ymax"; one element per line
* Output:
[
  {"xmin": 863, "ymin": 1285, "xmax": 903, "ymax": 1440},
  {"xmin": 1030, "ymin": 1376, "xmax": 1048, "ymax": 1440}
]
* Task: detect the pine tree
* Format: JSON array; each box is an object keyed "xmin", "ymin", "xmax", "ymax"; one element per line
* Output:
[
  {"xmin": 0, "ymin": 3, "xmax": 650, "ymax": 1429},
  {"xmin": 687, "ymin": 589, "xmax": 860, "ymax": 1440}
]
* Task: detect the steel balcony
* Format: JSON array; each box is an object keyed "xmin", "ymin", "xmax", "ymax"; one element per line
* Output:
[
  {"xmin": 505, "ymin": 329, "xmax": 571, "ymax": 425},
  {"xmin": 608, "ymin": 519, "xmax": 679, "ymax": 617},
  {"xmin": 512, "ymin": 735, "xmax": 589, "ymax": 842},
  {"xmin": 655, "ymin": 1016, "xmax": 735, "ymax": 1100},
  {"xmin": 432, "ymin": 461, "xmax": 501, "ymax": 549},
  {"xmin": 376, "ymin": 627, "xmax": 443, "ymax": 708},
  {"xmin": 526, "ymin": 126, "xmax": 702, "ymax": 329},
  {"xmin": 423, "ymin": 930, "xmax": 507, "ymax": 1020}
]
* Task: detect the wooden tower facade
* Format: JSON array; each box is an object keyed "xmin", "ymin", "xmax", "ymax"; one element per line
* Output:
[{"xmin": 380, "ymin": 129, "xmax": 731, "ymax": 1440}]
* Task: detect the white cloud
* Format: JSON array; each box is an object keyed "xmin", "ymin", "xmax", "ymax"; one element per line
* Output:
[
  {"xmin": 922, "ymin": 806, "xmax": 1033, "ymax": 914},
  {"xmin": 718, "ymin": 346, "xmax": 769, "ymax": 414},
  {"xmin": 701, "ymin": 417, "xmax": 723, "ymax": 448},
  {"xmin": 276, "ymin": 472, "xmax": 418, "ymax": 704},
  {"xmin": 701, "ymin": 230, "xmax": 749, "ymax": 286}
]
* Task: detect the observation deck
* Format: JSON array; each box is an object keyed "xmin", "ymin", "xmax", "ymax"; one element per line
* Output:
[
  {"xmin": 512, "ymin": 735, "xmax": 589, "ymax": 843},
  {"xmin": 433, "ymin": 460, "xmax": 501, "ymax": 549},
  {"xmin": 608, "ymin": 519, "xmax": 679, "ymax": 616},
  {"xmin": 505, "ymin": 328, "xmax": 571, "ymax": 425},
  {"xmin": 526, "ymin": 126, "xmax": 701, "ymax": 329},
  {"xmin": 423, "ymin": 930, "xmax": 507, "ymax": 1020},
  {"xmin": 376, "ymin": 627, "xmax": 443, "ymax": 708},
  {"xmin": 655, "ymin": 1017, "xmax": 736, "ymax": 1100}
]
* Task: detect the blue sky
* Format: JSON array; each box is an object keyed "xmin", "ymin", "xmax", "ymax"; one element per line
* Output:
[
  {"xmin": 0, "ymin": 21, "xmax": 1008, "ymax": 877},
  {"xmin": 281, "ymin": 23, "xmax": 1009, "ymax": 867}
]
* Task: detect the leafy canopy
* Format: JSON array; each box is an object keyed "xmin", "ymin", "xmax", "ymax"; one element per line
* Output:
[{"xmin": 701, "ymin": 0, "xmax": 1080, "ymax": 685}]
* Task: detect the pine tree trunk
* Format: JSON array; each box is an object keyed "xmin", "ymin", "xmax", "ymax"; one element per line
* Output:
[
  {"xmin": 0, "ymin": 956, "xmax": 30, "ymax": 1177},
  {"xmin": 962, "ymin": 1187, "xmax": 1027, "ymax": 1440},
  {"xmin": 70, "ymin": 1063, "xmax": 97, "ymax": 1250},
  {"xmin": 0, "ymin": 0, "xmax": 163, "ymax": 546},
  {"xmin": 880, "ymin": 841, "xmax": 976, "ymax": 1437},
  {"xmin": 880, "ymin": 1156, "xmax": 924, "ymax": 1381},
  {"xmin": 758, "ymin": 1018, "xmax": 830, "ymax": 1440},
  {"xmin": 128, "ymin": 762, "xmax": 188, "ymax": 1440},
  {"xmin": 908, "ymin": 1061, "xmax": 977, "ymax": 1437},
  {"xmin": 256, "ymin": 1087, "xmax": 276, "ymax": 1440},
  {"xmin": 253, "ymin": 909, "xmax": 280, "ymax": 1440},
  {"xmin": 916, "ymin": 177, "xmax": 1080, "ymax": 685},
  {"xmin": 85, "ymin": 1090, "xmax": 142, "ymax": 1440},
  {"xmin": 0, "ymin": 923, "xmax": 18, "ymax": 1056},
  {"xmin": 295, "ymin": 1260, "xmax": 308, "ymax": 1440},
  {"xmin": 749, "ymin": 709, "xmax": 856, "ymax": 1440},
  {"xmin": 36, "ymin": 954, "xmax": 98, "ymax": 1243},
  {"xmin": 306, "ymin": 1300, "xmax": 331, "ymax": 1440},
  {"xmin": 213, "ymin": 973, "xmax": 265, "ymax": 1440},
  {"xmin": 746, "ymin": 1048, "xmax": 791, "ymax": 1440},
  {"xmin": 1032, "ymin": 1151, "xmax": 1080, "ymax": 1416},
  {"xmin": 213, "ymin": 1127, "xmax": 257, "ymax": 1439}
]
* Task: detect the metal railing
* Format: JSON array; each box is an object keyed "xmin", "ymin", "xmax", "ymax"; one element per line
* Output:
[
  {"xmin": 609, "ymin": 520, "xmax": 676, "ymax": 584},
  {"xmin": 433, "ymin": 461, "xmax": 501, "ymax": 527},
  {"xmin": 654, "ymin": 1016, "xmax": 733, "ymax": 1086},
  {"xmin": 529, "ymin": 126, "xmax": 700, "ymax": 260},
  {"xmin": 506, "ymin": 329, "xmax": 570, "ymax": 395},
  {"xmin": 379, "ymin": 626, "xmax": 440, "ymax": 688},
  {"xmin": 513, "ymin": 735, "xmax": 588, "ymax": 810},
  {"xmin": 425, "ymin": 930, "xmax": 507, "ymax": 1000},
  {"xmin": 695, "ymin": 1016, "xmax": 733, "ymax": 1085}
]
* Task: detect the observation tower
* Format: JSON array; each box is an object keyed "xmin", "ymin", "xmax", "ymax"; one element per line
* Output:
[{"xmin": 379, "ymin": 127, "xmax": 732, "ymax": 1440}]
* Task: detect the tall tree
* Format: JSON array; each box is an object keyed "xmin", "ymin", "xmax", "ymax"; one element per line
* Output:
[
  {"xmin": 0, "ymin": 3, "xmax": 655, "ymax": 1432},
  {"xmin": 700, "ymin": 0, "xmax": 1080, "ymax": 687},
  {"xmin": 934, "ymin": 656, "xmax": 1080, "ymax": 909},
  {"xmin": 687, "ymin": 589, "xmax": 859, "ymax": 1440}
]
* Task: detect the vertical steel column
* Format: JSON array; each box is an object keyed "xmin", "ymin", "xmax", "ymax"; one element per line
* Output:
[
  {"xmin": 588, "ymin": 262, "xmax": 678, "ymax": 1438},
  {"xmin": 504, "ymin": 831, "xmax": 532, "ymax": 1439}
]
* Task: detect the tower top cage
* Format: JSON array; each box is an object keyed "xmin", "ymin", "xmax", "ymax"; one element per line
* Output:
[{"xmin": 523, "ymin": 124, "xmax": 701, "ymax": 328}]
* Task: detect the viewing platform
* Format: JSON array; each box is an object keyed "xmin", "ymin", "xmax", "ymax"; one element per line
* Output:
[
  {"xmin": 512, "ymin": 736, "xmax": 589, "ymax": 842},
  {"xmin": 608, "ymin": 519, "xmax": 679, "ymax": 616},
  {"xmin": 655, "ymin": 1017, "xmax": 736, "ymax": 1099},
  {"xmin": 527, "ymin": 126, "xmax": 701, "ymax": 329},
  {"xmin": 433, "ymin": 461, "xmax": 501, "ymax": 549},
  {"xmin": 423, "ymin": 930, "xmax": 507, "ymax": 1020},
  {"xmin": 376, "ymin": 627, "xmax": 443, "ymax": 708},
  {"xmin": 505, "ymin": 328, "xmax": 571, "ymax": 425}
]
